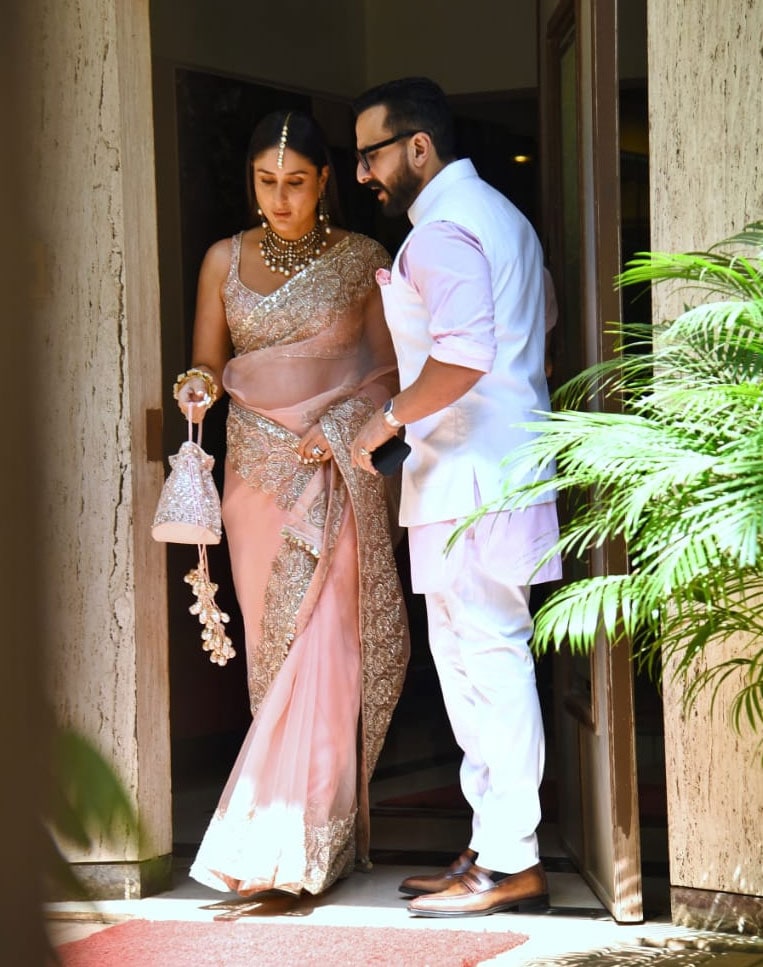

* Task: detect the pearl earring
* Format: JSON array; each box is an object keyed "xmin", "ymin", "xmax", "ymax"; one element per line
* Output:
[{"xmin": 318, "ymin": 195, "xmax": 331, "ymax": 236}]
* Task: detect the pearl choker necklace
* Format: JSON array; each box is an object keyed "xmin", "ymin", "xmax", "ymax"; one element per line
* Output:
[{"xmin": 259, "ymin": 222, "xmax": 329, "ymax": 277}]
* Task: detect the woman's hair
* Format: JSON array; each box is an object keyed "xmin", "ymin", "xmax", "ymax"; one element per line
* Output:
[
  {"xmin": 352, "ymin": 77, "xmax": 456, "ymax": 163},
  {"xmin": 245, "ymin": 109, "xmax": 342, "ymax": 225}
]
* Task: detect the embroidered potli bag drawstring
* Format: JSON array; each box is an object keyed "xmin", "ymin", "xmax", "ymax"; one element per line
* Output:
[{"xmin": 152, "ymin": 408, "xmax": 235, "ymax": 666}]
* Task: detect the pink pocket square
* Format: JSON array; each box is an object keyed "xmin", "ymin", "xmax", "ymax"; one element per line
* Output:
[{"xmin": 376, "ymin": 267, "xmax": 392, "ymax": 286}]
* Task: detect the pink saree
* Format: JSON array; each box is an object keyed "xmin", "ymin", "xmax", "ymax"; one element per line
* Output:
[{"xmin": 189, "ymin": 232, "xmax": 410, "ymax": 896}]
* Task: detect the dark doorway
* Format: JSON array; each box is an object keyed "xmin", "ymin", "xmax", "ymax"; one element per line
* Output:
[{"xmin": 163, "ymin": 68, "xmax": 568, "ymax": 873}]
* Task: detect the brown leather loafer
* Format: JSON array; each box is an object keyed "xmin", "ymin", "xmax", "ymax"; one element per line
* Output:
[
  {"xmin": 398, "ymin": 848, "xmax": 478, "ymax": 897},
  {"xmin": 407, "ymin": 862, "xmax": 549, "ymax": 917}
]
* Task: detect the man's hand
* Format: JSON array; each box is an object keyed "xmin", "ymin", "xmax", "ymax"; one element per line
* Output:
[
  {"xmin": 351, "ymin": 410, "xmax": 396, "ymax": 473},
  {"xmin": 351, "ymin": 357, "xmax": 484, "ymax": 473}
]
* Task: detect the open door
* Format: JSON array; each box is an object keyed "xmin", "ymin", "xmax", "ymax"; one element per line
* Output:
[{"xmin": 541, "ymin": 0, "xmax": 643, "ymax": 922}]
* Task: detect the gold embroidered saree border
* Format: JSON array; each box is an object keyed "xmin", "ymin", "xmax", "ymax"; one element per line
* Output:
[{"xmin": 321, "ymin": 396, "xmax": 411, "ymax": 862}]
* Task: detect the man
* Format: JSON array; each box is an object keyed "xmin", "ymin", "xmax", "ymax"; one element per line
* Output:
[{"xmin": 351, "ymin": 77, "xmax": 562, "ymax": 918}]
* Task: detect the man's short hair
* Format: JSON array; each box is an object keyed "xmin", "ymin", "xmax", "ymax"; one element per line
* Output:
[{"xmin": 353, "ymin": 76, "xmax": 456, "ymax": 162}]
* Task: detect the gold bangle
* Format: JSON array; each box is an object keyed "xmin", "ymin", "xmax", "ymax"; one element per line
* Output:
[{"xmin": 173, "ymin": 368, "xmax": 218, "ymax": 406}]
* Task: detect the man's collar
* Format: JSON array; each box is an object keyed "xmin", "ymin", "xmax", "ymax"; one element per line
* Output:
[{"xmin": 408, "ymin": 159, "xmax": 478, "ymax": 225}]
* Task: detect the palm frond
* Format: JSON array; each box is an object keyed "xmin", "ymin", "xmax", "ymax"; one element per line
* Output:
[
  {"xmin": 710, "ymin": 220, "xmax": 763, "ymax": 255},
  {"xmin": 617, "ymin": 243, "xmax": 763, "ymax": 301},
  {"xmin": 459, "ymin": 220, "xmax": 763, "ymax": 735}
]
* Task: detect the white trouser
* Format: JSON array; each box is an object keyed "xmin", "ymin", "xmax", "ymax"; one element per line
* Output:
[{"xmin": 421, "ymin": 530, "xmax": 545, "ymax": 874}]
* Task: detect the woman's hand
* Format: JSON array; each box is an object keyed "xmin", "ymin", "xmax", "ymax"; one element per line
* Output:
[
  {"xmin": 297, "ymin": 424, "xmax": 332, "ymax": 465},
  {"xmin": 175, "ymin": 374, "xmax": 214, "ymax": 424}
]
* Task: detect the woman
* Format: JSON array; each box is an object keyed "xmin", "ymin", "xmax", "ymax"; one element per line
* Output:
[{"xmin": 174, "ymin": 110, "xmax": 410, "ymax": 897}]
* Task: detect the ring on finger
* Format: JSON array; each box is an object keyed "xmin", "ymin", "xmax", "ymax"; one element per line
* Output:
[
  {"xmin": 359, "ymin": 447, "xmax": 370, "ymax": 457},
  {"xmin": 311, "ymin": 445, "xmax": 325, "ymax": 458}
]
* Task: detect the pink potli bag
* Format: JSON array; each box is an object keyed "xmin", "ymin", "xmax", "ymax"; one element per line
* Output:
[{"xmin": 152, "ymin": 408, "xmax": 235, "ymax": 666}]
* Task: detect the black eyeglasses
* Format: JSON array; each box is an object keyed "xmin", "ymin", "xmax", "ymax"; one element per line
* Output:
[{"xmin": 355, "ymin": 130, "xmax": 421, "ymax": 172}]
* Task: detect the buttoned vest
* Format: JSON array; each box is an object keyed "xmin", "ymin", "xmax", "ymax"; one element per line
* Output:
[{"xmin": 379, "ymin": 160, "xmax": 554, "ymax": 526}]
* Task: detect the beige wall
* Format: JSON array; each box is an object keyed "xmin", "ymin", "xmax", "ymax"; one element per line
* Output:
[
  {"xmin": 648, "ymin": 0, "xmax": 763, "ymax": 911},
  {"xmin": 26, "ymin": 0, "xmax": 170, "ymax": 891},
  {"xmin": 150, "ymin": 0, "xmax": 366, "ymax": 98},
  {"xmin": 363, "ymin": 0, "xmax": 538, "ymax": 93},
  {"xmin": 150, "ymin": 0, "xmax": 539, "ymax": 97}
]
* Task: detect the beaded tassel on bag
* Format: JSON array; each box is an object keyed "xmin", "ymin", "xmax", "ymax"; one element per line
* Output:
[{"xmin": 185, "ymin": 545, "xmax": 236, "ymax": 666}]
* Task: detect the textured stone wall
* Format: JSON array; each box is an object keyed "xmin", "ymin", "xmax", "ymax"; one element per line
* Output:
[
  {"xmin": 648, "ymin": 0, "xmax": 763, "ymax": 903},
  {"xmin": 150, "ymin": 0, "xmax": 538, "ymax": 97},
  {"xmin": 648, "ymin": 0, "xmax": 763, "ymax": 253},
  {"xmin": 25, "ymin": 0, "xmax": 169, "ymax": 873}
]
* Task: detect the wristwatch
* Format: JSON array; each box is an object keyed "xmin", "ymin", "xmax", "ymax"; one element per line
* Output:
[{"xmin": 382, "ymin": 398, "xmax": 404, "ymax": 429}]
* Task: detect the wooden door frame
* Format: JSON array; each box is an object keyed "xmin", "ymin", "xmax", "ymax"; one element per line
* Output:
[{"xmin": 540, "ymin": 0, "xmax": 643, "ymax": 922}]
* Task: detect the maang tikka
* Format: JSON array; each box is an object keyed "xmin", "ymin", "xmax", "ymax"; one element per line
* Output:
[{"xmin": 277, "ymin": 112, "xmax": 291, "ymax": 168}]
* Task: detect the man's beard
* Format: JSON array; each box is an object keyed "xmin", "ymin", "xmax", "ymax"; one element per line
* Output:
[{"xmin": 373, "ymin": 162, "xmax": 423, "ymax": 218}]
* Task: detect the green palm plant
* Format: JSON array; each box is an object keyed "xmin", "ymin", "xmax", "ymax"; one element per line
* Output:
[{"xmin": 453, "ymin": 221, "xmax": 763, "ymax": 734}]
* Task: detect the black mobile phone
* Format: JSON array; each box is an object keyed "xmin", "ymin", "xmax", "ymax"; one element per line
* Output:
[{"xmin": 371, "ymin": 436, "xmax": 411, "ymax": 476}]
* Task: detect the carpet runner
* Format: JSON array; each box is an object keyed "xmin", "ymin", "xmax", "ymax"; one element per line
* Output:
[{"xmin": 56, "ymin": 919, "xmax": 529, "ymax": 966}]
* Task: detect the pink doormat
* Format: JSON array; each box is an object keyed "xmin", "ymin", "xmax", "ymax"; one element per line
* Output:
[{"xmin": 56, "ymin": 919, "xmax": 529, "ymax": 967}]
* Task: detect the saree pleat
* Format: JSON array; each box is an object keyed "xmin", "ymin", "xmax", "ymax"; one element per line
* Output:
[{"xmin": 189, "ymin": 233, "xmax": 409, "ymax": 896}]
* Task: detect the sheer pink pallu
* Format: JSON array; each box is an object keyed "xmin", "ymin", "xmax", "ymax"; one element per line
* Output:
[{"xmin": 190, "ymin": 237, "xmax": 409, "ymax": 896}]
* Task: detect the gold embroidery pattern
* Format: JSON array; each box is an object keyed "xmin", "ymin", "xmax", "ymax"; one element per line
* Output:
[
  {"xmin": 322, "ymin": 399, "xmax": 411, "ymax": 777},
  {"xmin": 226, "ymin": 402, "xmax": 315, "ymax": 510},
  {"xmin": 306, "ymin": 490, "xmax": 329, "ymax": 530},
  {"xmin": 303, "ymin": 811, "xmax": 357, "ymax": 894},
  {"xmin": 224, "ymin": 234, "xmax": 390, "ymax": 357},
  {"xmin": 251, "ymin": 546, "xmax": 316, "ymax": 714}
]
